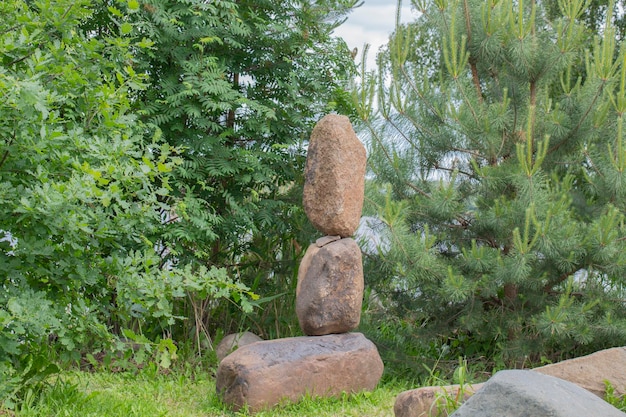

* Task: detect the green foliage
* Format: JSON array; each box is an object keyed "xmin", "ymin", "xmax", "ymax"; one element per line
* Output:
[
  {"xmin": 355, "ymin": 0, "xmax": 626, "ymax": 369},
  {"xmin": 0, "ymin": 352, "xmax": 60, "ymax": 411},
  {"xmin": 84, "ymin": 329, "xmax": 179, "ymax": 372},
  {"xmin": 118, "ymin": 0, "xmax": 358, "ymax": 266},
  {"xmin": 430, "ymin": 358, "xmax": 473, "ymax": 417},
  {"xmin": 0, "ymin": 0, "xmax": 165, "ymax": 403},
  {"xmin": 604, "ymin": 380, "xmax": 626, "ymax": 412},
  {"xmin": 0, "ymin": 0, "xmax": 251, "ymax": 406},
  {"xmin": 100, "ymin": 0, "xmax": 360, "ymax": 340},
  {"xmin": 1, "ymin": 0, "xmax": 359, "ymax": 407}
]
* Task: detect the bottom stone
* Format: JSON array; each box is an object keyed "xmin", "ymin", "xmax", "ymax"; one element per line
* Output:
[{"xmin": 216, "ymin": 332, "xmax": 384, "ymax": 412}]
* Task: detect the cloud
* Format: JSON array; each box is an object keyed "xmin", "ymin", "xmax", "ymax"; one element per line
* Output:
[{"xmin": 333, "ymin": 1, "xmax": 417, "ymax": 69}]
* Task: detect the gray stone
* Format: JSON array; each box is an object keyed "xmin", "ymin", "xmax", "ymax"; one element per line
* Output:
[
  {"xmin": 303, "ymin": 114, "xmax": 366, "ymax": 237},
  {"xmin": 296, "ymin": 238, "xmax": 363, "ymax": 336},
  {"xmin": 215, "ymin": 333, "xmax": 384, "ymax": 412},
  {"xmin": 215, "ymin": 331, "xmax": 263, "ymax": 362},
  {"xmin": 534, "ymin": 346, "xmax": 626, "ymax": 397},
  {"xmin": 449, "ymin": 370, "xmax": 626, "ymax": 417}
]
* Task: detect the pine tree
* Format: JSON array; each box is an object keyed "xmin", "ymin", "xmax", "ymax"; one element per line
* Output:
[{"xmin": 355, "ymin": 0, "xmax": 626, "ymax": 367}]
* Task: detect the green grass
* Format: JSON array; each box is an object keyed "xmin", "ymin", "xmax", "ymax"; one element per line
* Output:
[
  {"xmin": 11, "ymin": 365, "xmax": 412, "ymax": 417},
  {"xmin": 8, "ymin": 362, "xmax": 626, "ymax": 416},
  {"xmin": 604, "ymin": 381, "xmax": 626, "ymax": 412}
]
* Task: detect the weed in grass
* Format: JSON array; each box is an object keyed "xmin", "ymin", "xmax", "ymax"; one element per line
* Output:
[
  {"xmin": 604, "ymin": 381, "xmax": 626, "ymax": 412},
  {"xmin": 421, "ymin": 358, "xmax": 477, "ymax": 417}
]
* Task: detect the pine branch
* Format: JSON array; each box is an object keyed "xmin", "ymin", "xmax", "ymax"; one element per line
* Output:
[
  {"xmin": 384, "ymin": 112, "xmax": 422, "ymax": 152},
  {"xmin": 545, "ymin": 290, "xmax": 584, "ymax": 298},
  {"xmin": 396, "ymin": 104, "xmax": 438, "ymax": 145},
  {"xmin": 454, "ymin": 76, "xmax": 480, "ymax": 126},
  {"xmin": 463, "ymin": 0, "xmax": 483, "ymax": 102},
  {"xmin": 529, "ymin": 81, "xmax": 537, "ymax": 137},
  {"xmin": 432, "ymin": 162, "xmax": 475, "ymax": 180},
  {"xmin": 548, "ymin": 81, "xmax": 606, "ymax": 155},
  {"xmin": 495, "ymin": 131, "xmax": 508, "ymax": 164},
  {"xmin": 399, "ymin": 64, "xmax": 445, "ymax": 124},
  {"xmin": 582, "ymin": 148, "xmax": 604, "ymax": 178},
  {"xmin": 450, "ymin": 147, "xmax": 484, "ymax": 160},
  {"xmin": 543, "ymin": 268, "xmax": 580, "ymax": 293},
  {"xmin": 365, "ymin": 121, "xmax": 431, "ymax": 198}
]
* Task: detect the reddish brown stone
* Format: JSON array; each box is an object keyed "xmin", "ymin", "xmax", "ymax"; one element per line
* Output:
[
  {"xmin": 215, "ymin": 333, "xmax": 384, "ymax": 412},
  {"xmin": 534, "ymin": 347, "xmax": 626, "ymax": 397},
  {"xmin": 296, "ymin": 237, "xmax": 363, "ymax": 336},
  {"xmin": 303, "ymin": 114, "xmax": 366, "ymax": 237}
]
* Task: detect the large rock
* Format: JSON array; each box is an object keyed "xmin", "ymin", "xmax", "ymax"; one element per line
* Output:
[
  {"xmin": 394, "ymin": 346, "xmax": 626, "ymax": 417},
  {"xmin": 216, "ymin": 333, "xmax": 384, "ymax": 412},
  {"xmin": 534, "ymin": 346, "xmax": 626, "ymax": 397},
  {"xmin": 394, "ymin": 383, "xmax": 484, "ymax": 417},
  {"xmin": 303, "ymin": 114, "xmax": 366, "ymax": 237},
  {"xmin": 296, "ymin": 237, "xmax": 363, "ymax": 336},
  {"xmin": 215, "ymin": 331, "xmax": 263, "ymax": 362},
  {"xmin": 449, "ymin": 370, "xmax": 626, "ymax": 417}
]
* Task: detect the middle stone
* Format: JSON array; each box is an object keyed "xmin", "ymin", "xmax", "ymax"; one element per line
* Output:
[{"xmin": 296, "ymin": 236, "xmax": 364, "ymax": 336}]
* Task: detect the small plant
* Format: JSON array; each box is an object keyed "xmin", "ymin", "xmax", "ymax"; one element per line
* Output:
[
  {"xmin": 429, "ymin": 358, "xmax": 474, "ymax": 417},
  {"xmin": 83, "ymin": 330, "xmax": 178, "ymax": 373},
  {"xmin": 604, "ymin": 381, "xmax": 626, "ymax": 412},
  {"xmin": 0, "ymin": 353, "xmax": 59, "ymax": 411}
]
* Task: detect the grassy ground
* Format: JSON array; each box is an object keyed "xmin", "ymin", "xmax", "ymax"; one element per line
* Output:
[
  {"xmin": 8, "ymin": 362, "xmax": 626, "ymax": 416},
  {"xmin": 12, "ymin": 365, "xmax": 413, "ymax": 417}
]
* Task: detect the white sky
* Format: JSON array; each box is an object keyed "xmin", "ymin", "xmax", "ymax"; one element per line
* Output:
[{"xmin": 333, "ymin": 0, "xmax": 418, "ymax": 70}]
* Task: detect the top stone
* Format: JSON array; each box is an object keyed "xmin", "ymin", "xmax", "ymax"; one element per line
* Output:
[{"xmin": 303, "ymin": 114, "xmax": 366, "ymax": 237}]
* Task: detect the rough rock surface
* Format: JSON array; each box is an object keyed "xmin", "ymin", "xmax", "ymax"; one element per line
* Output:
[
  {"xmin": 215, "ymin": 331, "xmax": 263, "ymax": 362},
  {"xmin": 215, "ymin": 332, "xmax": 384, "ymax": 412},
  {"xmin": 534, "ymin": 346, "xmax": 626, "ymax": 397},
  {"xmin": 303, "ymin": 114, "xmax": 366, "ymax": 237},
  {"xmin": 394, "ymin": 383, "xmax": 484, "ymax": 417},
  {"xmin": 449, "ymin": 370, "xmax": 626, "ymax": 417},
  {"xmin": 296, "ymin": 237, "xmax": 363, "ymax": 335}
]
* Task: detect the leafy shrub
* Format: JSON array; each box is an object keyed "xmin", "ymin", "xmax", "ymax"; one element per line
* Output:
[{"xmin": 0, "ymin": 0, "xmax": 251, "ymax": 406}]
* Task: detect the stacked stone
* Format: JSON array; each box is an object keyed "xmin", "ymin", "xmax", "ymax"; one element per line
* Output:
[
  {"xmin": 297, "ymin": 113, "xmax": 367, "ymax": 335},
  {"xmin": 215, "ymin": 115, "xmax": 384, "ymax": 412}
]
